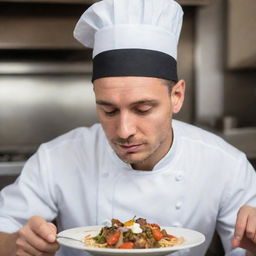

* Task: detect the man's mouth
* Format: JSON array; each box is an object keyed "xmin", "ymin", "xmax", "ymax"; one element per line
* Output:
[{"xmin": 116, "ymin": 143, "xmax": 143, "ymax": 152}]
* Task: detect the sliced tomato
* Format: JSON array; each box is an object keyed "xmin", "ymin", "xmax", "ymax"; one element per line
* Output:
[
  {"xmin": 106, "ymin": 231, "xmax": 121, "ymax": 245},
  {"xmin": 148, "ymin": 223, "xmax": 160, "ymax": 229},
  {"xmin": 118, "ymin": 242, "xmax": 134, "ymax": 249},
  {"xmin": 152, "ymin": 228, "xmax": 163, "ymax": 241}
]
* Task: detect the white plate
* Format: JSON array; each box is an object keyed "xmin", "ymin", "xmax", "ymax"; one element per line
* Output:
[{"xmin": 57, "ymin": 226, "xmax": 205, "ymax": 256}]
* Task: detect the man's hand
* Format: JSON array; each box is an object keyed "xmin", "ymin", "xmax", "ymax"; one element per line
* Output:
[
  {"xmin": 15, "ymin": 216, "xmax": 59, "ymax": 256},
  {"xmin": 232, "ymin": 205, "xmax": 256, "ymax": 255}
]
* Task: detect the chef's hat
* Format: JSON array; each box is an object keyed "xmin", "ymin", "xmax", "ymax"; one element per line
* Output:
[{"xmin": 74, "ymin": 0, "xmax": 183, "ymax": 82}]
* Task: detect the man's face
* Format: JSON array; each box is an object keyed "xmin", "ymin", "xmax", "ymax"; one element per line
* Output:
[{"xmin": 93, "ymin": 76, "xmax": 185, "ymax": 170}]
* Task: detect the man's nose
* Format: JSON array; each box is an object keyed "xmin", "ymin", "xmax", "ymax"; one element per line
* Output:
[{"xmin": 116, "ymin": 112, "xmax": 136, "ymax": 139}]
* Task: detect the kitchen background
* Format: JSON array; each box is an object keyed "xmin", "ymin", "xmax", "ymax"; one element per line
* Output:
[{"xmin": 0, "ymin": 0, "xmax": 255, "ymax": 255}]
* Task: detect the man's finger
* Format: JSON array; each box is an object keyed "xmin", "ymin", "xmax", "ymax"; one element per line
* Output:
[
  {"xmin": 16, "ymin": 236, "xmax": 43, "ymax": 256},
  {"xmin": 16, "ymin": 248, "xmax": 31, "ymax": 256},
  {"xmin": 19, "ymin": 224, "xmax": 59, "ymax": 253},
  {"xmin": 29, "ymin": 216, "xmax": 57, "ymax": 243},
  {"xmin": 253, "ymin": 232, "xmax": 256, "ymax": 244},
  {"xmin": 48, "ymin": 222, "xmax": 57, "ymax": 234},
  {"xmin": 234, "ymin": 206, "xmax": 250, "ymax": 241},
  {"xmin": 37, "ymin": 222, "xmax": 57, "ymax": 243},
  {"xmin": 245, "ymin": 212, "xmax": 256, "ymax": 241},
  {"xmin": 239, "ymin": 235, "xmax": 256, "ymax": 254}
]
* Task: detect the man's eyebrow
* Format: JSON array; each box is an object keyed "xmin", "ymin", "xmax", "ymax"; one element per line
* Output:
[
  {"xmin": 96, "ymin": 100, "xmax": 115, "ymax": 106},
  {"xmin": 96, "ymin": 99, "xmax": 158, "ymax": 107},
  {"xmin": 130, "ymin": 100, "xmax": 158, "ymax": 106}
]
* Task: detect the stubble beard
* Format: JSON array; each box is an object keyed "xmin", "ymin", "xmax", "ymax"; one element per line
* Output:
[
  {"xmin": 112, "ymin": 137, "xmax": 167, "ymax": 168},
  {"xmin": 109, "ymin": 123, "xmax": 173, "ymax": 169}
]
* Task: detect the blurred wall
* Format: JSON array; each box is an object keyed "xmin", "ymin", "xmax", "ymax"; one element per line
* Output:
[{"xmin": 195, "ymin": 0, "xmax": 256, "ymax": 127}]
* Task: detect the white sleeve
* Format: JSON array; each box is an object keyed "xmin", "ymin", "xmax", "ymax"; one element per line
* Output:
[
  {"xmin": 216, "ymin": 153, "xmax": 256, "ymax": 255},
  {"xmin": 0, "ymin": 144, "xmax": 58, "ymax": 233}
]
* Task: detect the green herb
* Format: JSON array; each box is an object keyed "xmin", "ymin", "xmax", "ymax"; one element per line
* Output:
[{"xmin": 93, "ymin": 233, "xmax": 106, "ymax": 244}]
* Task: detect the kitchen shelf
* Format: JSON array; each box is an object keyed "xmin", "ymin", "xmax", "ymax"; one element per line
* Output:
[
  {"xmin": 0, "ymin": 61, "xmax": 92, "ymax": 74},
  {"xmin": 0, "ymin": 0, "xmax": 212, "ymax": 6},
  {"xmin": 178, "ymin": 0, "xmax": 211, "ymax": 5},
  {"xmin": 0, "ymin": 3, "xmax": 85, "ymax": 49}
]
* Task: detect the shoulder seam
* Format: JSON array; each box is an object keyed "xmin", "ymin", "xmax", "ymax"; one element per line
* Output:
[{"xmin": 180, "ymin": 136, "xmax": 242, "ymax": 162}]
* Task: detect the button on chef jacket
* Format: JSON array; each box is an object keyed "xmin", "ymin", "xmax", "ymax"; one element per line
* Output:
[{"xmin": 0, "ymin": 120, "xmax": 255, "ymax": 256}]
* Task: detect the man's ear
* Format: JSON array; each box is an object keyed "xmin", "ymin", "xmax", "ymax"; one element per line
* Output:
[{"xmin": 171, "ymin": 79, "xmax": 185, "ymax": 114}]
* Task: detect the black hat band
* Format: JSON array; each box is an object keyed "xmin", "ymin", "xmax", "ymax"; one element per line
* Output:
[{"xmin": 92, "ymin": 49, "xmax": 178, "ymax": 82}]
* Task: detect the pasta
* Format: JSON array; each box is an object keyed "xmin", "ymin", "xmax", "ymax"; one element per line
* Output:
[{"xmin": 83, "ymin": 218, "xmax": 184, "ymax": 249}]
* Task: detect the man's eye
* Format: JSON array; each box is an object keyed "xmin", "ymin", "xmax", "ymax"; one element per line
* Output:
[
  {"xmin": 135, "ymin": 108, "xmax": 151, "ymax": 115},
  {"xmin": 104, "ymin": 109, "xmax": 118, "ymax": 116}
]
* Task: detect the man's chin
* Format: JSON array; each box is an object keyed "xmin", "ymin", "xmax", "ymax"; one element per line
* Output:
[{"xmin": 116, "ymin": 151, "xmax": 147, "ymax": 165}]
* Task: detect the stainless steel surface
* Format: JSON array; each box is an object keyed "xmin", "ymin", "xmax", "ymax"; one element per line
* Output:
[
  {"xmin": 0, "ymin": 162, "xmax": 24, "ymax": 176},
  {"xmin": 222, "ymin": 127, "xmax": 256, "ymax": 159},
  {"xmin": 0, "ymin": 75, "xmax": 98, "ymax": 152},
  {"xmin": 0, "ymin": 61, "xmax": 92, "ymax": 74}
]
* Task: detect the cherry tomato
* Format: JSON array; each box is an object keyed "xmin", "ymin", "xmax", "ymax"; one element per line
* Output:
[
  {"xmin": 106, "ymin": 231, "xmax": 121, "ymax": 245},
  {"xmin": 118, "ymin": 242, "xmax": 134, "ymax": 249},
  {"xmin": 152, "ymin": 228, "xmax": 163, "ymax": 241}
]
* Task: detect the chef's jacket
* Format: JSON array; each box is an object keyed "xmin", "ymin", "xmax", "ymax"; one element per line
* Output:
[{"xmin": 0, "ymin": 120, "xmax": 255, "ymax": 256}]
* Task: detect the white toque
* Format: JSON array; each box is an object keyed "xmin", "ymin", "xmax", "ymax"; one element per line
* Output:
[{"xmin": 74, "ymin": 0, "xmax": 184, "ymax": 82}]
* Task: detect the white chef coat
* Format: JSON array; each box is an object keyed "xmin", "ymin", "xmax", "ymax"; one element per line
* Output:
[{"xmin": 0, "ymin": 120, "xmax": 255, "ymax": 256}]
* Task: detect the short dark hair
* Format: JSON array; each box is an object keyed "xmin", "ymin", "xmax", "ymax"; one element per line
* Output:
[{"xmin": 161, "ymin": 79, "xmax": 176, "ymax": 94}]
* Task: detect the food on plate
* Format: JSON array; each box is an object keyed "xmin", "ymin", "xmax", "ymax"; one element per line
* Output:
[{"xmin": 84, "ymin": 217, "xmax": 184, "ymax": 249}]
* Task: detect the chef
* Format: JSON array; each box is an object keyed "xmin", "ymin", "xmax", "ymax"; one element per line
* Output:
[{"xmin": 0, "ymin": 0, "xmax": 256, "ymax": 256}]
